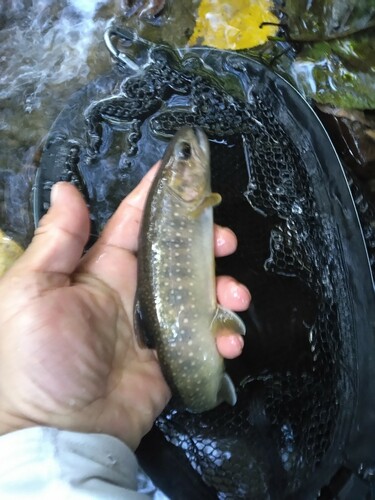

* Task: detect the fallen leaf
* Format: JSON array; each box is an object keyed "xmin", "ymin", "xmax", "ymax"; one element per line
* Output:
[
  {"xmin": 0, "ymin": 229, "xmax": 24, "ymax": 277},
  {"xmin": 189, "ymin": 0, "xmax": 279, "ymax": 50}
]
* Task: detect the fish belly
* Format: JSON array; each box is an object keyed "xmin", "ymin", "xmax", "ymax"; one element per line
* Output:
[{"xmin": 150, "ymin": 194, "xmax": 224, "ymax": 411}]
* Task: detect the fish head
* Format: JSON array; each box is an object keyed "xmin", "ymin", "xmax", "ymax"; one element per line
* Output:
[{"xmin": 164, "ymin": 126, "xmax": 211, "ymax": 204}]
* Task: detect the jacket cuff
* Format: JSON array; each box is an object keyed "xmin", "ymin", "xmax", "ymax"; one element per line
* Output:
[{"xmin": 0, "ymin": 427, "xmax": 146, "ymax": 498}]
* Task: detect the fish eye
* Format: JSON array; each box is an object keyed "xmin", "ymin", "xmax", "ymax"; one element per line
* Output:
[{"xmin": 177, "ymin": 141, "xmax": 192, "ymax": 160}]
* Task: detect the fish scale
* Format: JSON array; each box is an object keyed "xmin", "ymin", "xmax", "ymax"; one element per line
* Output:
[
  {"xmin": 151, "ymin": 193, "xmax": 218, "ymax": 407},
  {"xmin": 135, "ymin": 127, "xmax": 246, "ymax": 412}
]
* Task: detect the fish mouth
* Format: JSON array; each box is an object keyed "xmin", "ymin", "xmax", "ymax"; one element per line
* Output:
[{"xmin": 192, "ymin": 127, "xmax": 210, "ymax": 158}]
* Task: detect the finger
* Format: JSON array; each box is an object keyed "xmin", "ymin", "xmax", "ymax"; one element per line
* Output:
[
  {"xmin": 214, "ymin": 226, "xmax": 237, "ymax": 257},
  {"xmin": 90, "ymin": 161, "xmax": 234, "ymax": 258},
  {"xmin": 216, "ymin": 275, "xmax": 251, "ymax": 311},
  {"xmin": 94, "ymin": 162, "xmax": 160, "ymax": 254},
  {"xmin": 215, "ymin": 276, "xmax": 250, "ymax": 359},
  {"xmin": 216, "ymin": 330, "xmax": 245, "ymax": 359},
  {"xmin": 78, "ymin": 164, "xmax": 160, "ymax": 307},
  {"xmin": 11, "ymin": 182, "xmax": 90, "ymax": 276}
]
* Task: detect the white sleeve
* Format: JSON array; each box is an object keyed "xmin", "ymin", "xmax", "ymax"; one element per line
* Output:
[{"xmin": 0, "ymin": 427, "xmax": 149, "ymax": 499}]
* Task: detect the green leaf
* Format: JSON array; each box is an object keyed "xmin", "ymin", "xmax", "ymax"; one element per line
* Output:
[
  {"xmin": 284, "ymin": 0, "xmax": 375, "ymax": 41},
  {"xmin": 289, "ymin": 31, "xmax": 375, "ymax": 109}
]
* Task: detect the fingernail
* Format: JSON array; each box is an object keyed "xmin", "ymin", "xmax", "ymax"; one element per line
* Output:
[
  {"xmin": 216, "ymin": 330, "xmax": 245, "ymax": 359},
  {"xmin": 50, "ymin": 182, "xmax": 63, "ymax": 206},
  {"xmin": 215, "ymin": 226, "xmax": 235, "ymax": 248},
  {"xmin": 231, "ymin": 282, "xmax": 251, "ymax": 304},
  {"xmin": 231, "ymin": 334, "xmax": 244, "ymax": 351},
  {"xmin": 216, "ymin": 234, "xmax": 226, "ymax": 248}
]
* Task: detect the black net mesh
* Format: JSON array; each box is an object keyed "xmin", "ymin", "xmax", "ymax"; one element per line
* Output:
[
  {"xmin": 34, "ymin": 33, "xmax": 374, "ymax": 498},
  {"xmin": 151, "ymin": 81, "xmax": 353, "ymax": 496}
]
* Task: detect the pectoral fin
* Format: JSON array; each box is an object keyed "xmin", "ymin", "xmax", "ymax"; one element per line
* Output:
[
  {"xmin": 189, "ymin": 193, "xmax": 222, "ymax": 218},
  {"xmin": 217, "ymin": 373, "xmax": 237, "ymax": 406},
  {"xmin": 211, "ymin": 305, "xmax": 246, "ymax": 336}
]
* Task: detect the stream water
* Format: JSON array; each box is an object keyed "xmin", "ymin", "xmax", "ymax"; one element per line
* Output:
[
  {"xmin": 0, "ymin": 0, "xmax": 203, "ymax": 249},
  {"xmin": 1, "ymin": 0, "xmax": 115, "ymax": 246}
]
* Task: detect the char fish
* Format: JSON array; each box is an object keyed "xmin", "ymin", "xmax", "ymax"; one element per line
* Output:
[{"xmin": 135, "ymin": 126, "xmax": 246, "ymax": 413}]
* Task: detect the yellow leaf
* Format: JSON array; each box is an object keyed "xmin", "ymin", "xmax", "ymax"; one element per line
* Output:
[
  {"xmin": 0, "ymin": 229, "xmax": 24, "ymax": 277},
  {"xmin": 189, "ymin": 0, "xmax": 279, "ymax": 50}
]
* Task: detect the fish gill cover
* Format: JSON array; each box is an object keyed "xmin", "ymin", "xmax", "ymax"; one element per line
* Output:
[{"xmin": 33, "ymin": 27, "xmax": 375, "ymax": 499}]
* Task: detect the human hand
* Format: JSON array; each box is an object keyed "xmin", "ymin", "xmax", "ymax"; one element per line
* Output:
[{"xmin": 0, "ymin": 163, "xmax": 250, "ymax": 450}]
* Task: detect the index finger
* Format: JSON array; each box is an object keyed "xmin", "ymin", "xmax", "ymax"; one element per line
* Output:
[
  {"xmin": 96, "ymin": 162, "xmax": 160, "ymax": 254},
  {"xmin": 90, "ymin": 161, "xmax": 238, "ymax": 257}
]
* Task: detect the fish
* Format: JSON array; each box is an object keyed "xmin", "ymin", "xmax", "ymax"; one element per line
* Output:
[{"xmin": 135, "ymin": 126, "xmax": 246, "ymax": 413}]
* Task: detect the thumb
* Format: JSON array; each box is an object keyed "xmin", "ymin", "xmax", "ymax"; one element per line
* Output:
[{"xmin": 12, "ymin": 182, "xmax": 90, "ymax": 277}]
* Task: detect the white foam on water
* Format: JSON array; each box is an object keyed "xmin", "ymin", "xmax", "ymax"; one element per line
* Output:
[{"xmin": 0, "ymin": 0, "xmax": 113, "ymax": 110}]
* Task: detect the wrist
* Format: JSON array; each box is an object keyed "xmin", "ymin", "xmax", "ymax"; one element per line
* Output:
[{"xmin": 0, "ymin": 412, "xmax": 36, "ymax": 437}]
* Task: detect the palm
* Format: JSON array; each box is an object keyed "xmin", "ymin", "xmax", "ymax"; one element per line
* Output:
[{"xmin": 0, "ymin": 240, "xmax": 167, "ymax": 450}]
